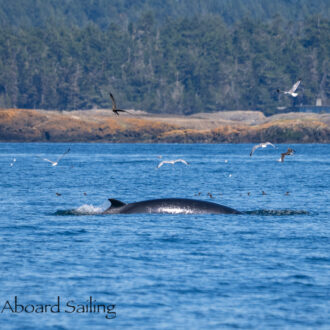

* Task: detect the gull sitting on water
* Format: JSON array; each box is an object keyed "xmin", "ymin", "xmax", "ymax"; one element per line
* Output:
[
  {"xmin": 109, "ymin": 92, "xmax": 129, "ymax": 116},
  {"xmin": 277, "ymin": 79, "xmax": 301, "ymax": 97},
  {"xmin": 157, "ymin": 159, "xmax": 189, "ymax": 169},
  {"xmin": 279, "ymin": 148, "xmax": 295, "ymax": 162},
  {"xmin": 250, "ymin": 142, "xmax": 276, "ymax": 156},
  {"xmin": 36, "ymin": 148, "xmax": 71, "ymax": 166}
]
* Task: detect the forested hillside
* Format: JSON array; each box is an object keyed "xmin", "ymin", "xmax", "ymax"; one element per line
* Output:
[
  {"xmin": 0, "ymin": 1, "xmax": 328, "ymax": 114},
  {"xmin": 0, "ymin": 0, "xmax": 329, "ymax": 28}
]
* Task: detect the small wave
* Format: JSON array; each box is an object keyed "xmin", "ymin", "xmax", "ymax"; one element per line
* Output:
[
  {"xmin": 2, "ymin": 225, "xmax": 38, "ymax": 230},
  {"xmin": 55, "ymin": 204, "xmax": 104, "ymax": 216},
  {"xmin": 245, "ymin": 209, "xmax": 310, "ymax": 216}
]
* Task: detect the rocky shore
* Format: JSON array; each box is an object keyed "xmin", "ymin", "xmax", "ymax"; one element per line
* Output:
[{"xmin": 0, "ymin": 108, "xmax": 329, "ymax": 143}]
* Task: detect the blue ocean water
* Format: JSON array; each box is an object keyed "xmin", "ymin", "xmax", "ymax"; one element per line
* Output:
[{"xmin": 0, "ymin": 143, "xmax": 329, "ymax": 329}]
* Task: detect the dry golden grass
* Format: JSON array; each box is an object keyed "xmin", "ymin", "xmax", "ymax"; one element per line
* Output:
[{"xmin": 0, "ymin": 108, "xmax": 329, "ymax": 143}]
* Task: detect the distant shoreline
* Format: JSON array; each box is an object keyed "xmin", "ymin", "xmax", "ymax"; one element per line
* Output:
[{"xmin": 1, "ymin": 108, "xmax": 329, "ymax": 143}]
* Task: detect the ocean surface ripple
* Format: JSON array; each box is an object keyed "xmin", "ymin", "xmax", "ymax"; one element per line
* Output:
[{"xmin": 0, "ymin": 143, "xmax": 329, "ymax": 329}]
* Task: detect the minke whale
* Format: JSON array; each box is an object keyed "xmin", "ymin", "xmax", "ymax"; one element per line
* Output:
[{"xmin": 103, "ymin": 198, "xmax": 242, "ymax": 214}]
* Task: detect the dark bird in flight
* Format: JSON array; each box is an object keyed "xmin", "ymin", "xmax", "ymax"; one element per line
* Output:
[
  {"xmin": 279, "ymin": 148, "xmax": 295, "ymax": 162},
  {"xmin": 109, "ymin": 92, "xmax": 129, "ymax": 116}
]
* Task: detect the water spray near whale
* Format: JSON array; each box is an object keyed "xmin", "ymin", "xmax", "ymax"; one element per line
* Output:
[{"xmin": 55, "ymin": 199, "xmax": 309, "ymax": 216}]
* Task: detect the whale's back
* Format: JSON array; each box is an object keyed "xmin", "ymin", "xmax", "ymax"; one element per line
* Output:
[{"xmin": 104, "ymin": 198, "xmax": 241, "ymax": 214}]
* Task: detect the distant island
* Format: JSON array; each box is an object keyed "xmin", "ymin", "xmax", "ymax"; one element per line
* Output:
[
  {"xmin": 0, "ymin": 108, "xmax": 329, "ymax": 143},
  {"xmin": 0, "ymin": 3, "xmax": 328, "ymax": 115}
]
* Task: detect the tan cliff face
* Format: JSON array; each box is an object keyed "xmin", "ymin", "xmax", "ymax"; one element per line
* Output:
[{"xmin": 0, "ymin": 108, "xmax": 329, "ymax": 143}]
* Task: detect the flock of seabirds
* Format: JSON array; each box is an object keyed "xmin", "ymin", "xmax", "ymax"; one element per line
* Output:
[
  {"xmin": 108, "ymin": 79, "xmax": 299, "ymax": 164},
  {"xmin": 8, "ymin": 79, "xmax": 301, "ymax": 197}
]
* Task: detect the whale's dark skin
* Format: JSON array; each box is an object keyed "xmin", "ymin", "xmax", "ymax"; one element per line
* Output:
[{"xmin": 103, "ymin": 198, "xmax": 242, "ymax": 214}]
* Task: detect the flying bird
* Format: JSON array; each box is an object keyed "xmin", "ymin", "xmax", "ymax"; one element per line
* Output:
[
  {"xmin": 277, "ymin": 79, "xmax": 301, "ymax": 97},
  {"xmin": 157, "ymin": 159, "xmax": 189, "ymax": 169},
  {"xmin": 279, "ymin": 148, "xmax": 295, "ymax": 162},
  {"xmin": 36, "ymin": 148, "xmax": 71, "ymax": 166},
  {"xmin": 250, "ymin": 142, "xmax": 276, "ymax": 156},
  {"xmin": 10, "ymin": 158, "xmax": 16, "ymax": 167},
  {"xmin": 109, "ymin": 92, "xmax": 129, "ymax": 116}
]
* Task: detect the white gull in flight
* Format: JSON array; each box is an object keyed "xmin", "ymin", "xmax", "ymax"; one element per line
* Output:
[
  {"xmin": 250, "ymin": 142, "xmax": 276, "ymax": 156},
  {"xmin": 277, "ymin": 79, "xmax": 301, "ymax": 97},
  {"xmin": 36, "ymin": 148, "xmax": 70, "ymax": 166},
  {"xmin": 157, "ymin": 159, "xmax": 189, "ymax": 169}
]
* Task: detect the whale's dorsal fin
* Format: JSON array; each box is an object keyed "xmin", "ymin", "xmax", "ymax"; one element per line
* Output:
[{"xmin": 108, "ymin": 198, "xmax": 126, "ymax": 208}]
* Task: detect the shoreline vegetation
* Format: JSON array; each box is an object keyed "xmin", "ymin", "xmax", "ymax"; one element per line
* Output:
[
  {"xmin": 0, "ymin": 15, "xmax": 328, "ymax": 115},
  {"xmin": 0, "ymin": 108, "xmax": 329, "ymax": 143}
]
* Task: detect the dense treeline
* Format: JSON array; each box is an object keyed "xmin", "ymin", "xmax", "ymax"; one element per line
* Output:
[
  {"xmin": 0, "ymin": 14, "xmax": 329, "ymax": 114},
  {"xmin": 0, "ymin": 0, "xmax": 329, "ymax": 28}
]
